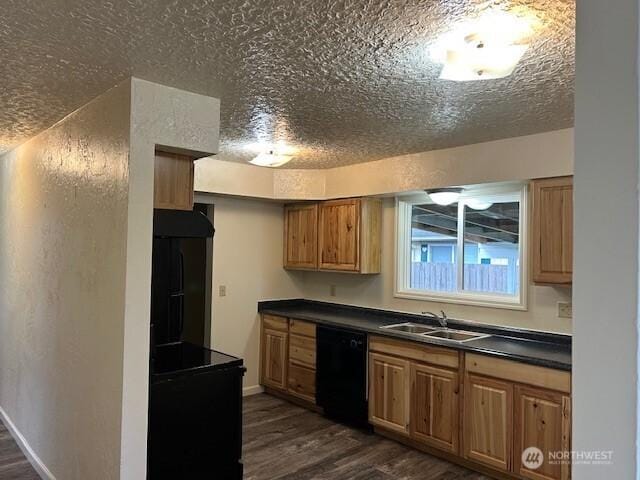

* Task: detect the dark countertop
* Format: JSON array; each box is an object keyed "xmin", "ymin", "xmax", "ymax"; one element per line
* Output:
[
  {"xmin": 151, "ymin": 341, "xmax": 244, "ymax": 381},
  {"xmin": 258, "ymin": 299, "xmax": 571, "ymax": 371}
]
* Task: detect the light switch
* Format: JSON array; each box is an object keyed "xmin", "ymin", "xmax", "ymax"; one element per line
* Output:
[
  {"xmin": 330, "ymin": 285, "xmax": 337, "ymax": 297},
  {"xmin": 219, "ymin": 285, "xmax": 227, "ymax": 297}
]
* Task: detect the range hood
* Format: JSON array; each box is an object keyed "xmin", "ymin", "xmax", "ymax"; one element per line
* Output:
[{"xmin": 153, "ymin": 209, "xmax": 214, "ymax": 238}]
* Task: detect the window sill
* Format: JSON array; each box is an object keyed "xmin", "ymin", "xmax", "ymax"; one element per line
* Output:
[{"xmin": 394, "ymin": 290, "xmax": 528, "ymax": 311}]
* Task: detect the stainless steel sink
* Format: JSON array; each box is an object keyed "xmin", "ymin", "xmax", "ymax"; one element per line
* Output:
[
  {"xmin": 422, "ymin": 329, "xmax": 490, "ymax": 343},
  {"xmin": 380, "ymin": 323, "xmax": 438, "ymax": 334}
]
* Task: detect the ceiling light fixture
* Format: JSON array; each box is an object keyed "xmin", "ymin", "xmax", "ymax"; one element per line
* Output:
[
  {"xmin": 432, "ymin": 13, "xmax": 532, "ymax": 81},
  {"xmin": 247, "ymin": 142, "xmax": 297, "ymax": 168},
  {"xmin": 466, "ymin": 198, "xmax": 494, "ymax": 210},
  {"xmin": 426, "ymin": 188, "xmax": 464, "ymax": 206},
  {"xmin": 249, "ymin": 150, "xmax": 293, "ymax": 168}
]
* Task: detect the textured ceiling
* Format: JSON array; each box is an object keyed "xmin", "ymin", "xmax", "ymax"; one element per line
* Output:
[{"xmin": 1, "ymin": 0, "xmax": 574, "ymax": 168}]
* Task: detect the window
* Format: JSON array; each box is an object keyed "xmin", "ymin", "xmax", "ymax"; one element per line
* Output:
[{"xmin": 396, "ymin": 183, "xmax": 527, "ymax": 309}]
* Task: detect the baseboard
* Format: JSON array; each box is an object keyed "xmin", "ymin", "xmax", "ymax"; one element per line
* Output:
[
  {"xmin": 242, "ymin": 385, "xmax": 264, "ymax": 397},
  {"xmin": 0, "ymin": 405, "xmax": 55, "ymax": 480}
]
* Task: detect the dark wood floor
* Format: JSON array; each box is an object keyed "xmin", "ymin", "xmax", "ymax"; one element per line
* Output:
[
  {"xmin": 244, "ymin": 393, "xmax": 491, "ymax": 480},
  {"xmin": 0, "ymin": 393, "xmax": 492, "ymax": 479},
  {"xmin": 0, "ymin": 419, "xmax": 39, "ymax": 480}
]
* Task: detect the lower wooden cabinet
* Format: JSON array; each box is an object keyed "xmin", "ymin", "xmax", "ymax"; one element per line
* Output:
[
  {"xmin": 288, "ymin": 363, "xmax": 316, "ymax": 402},
  {"xmin": 369, "ymin": 352, "xmax": 410, "ymax": 435},
  {"xmin": 514, "ymin": 386, "xmax": 571, "ymax": 480},
  {"xmin": 410, "ymin": 363, "xmax": 460, "ymax": 454},
  {"xmin": 262, "ymin": 322, "xmax": 572, "ymax": 480},
  {"xmin": 463, "ymin": 373, "xmax": 514, "ymax": 472},
  {"xmin": 260, "ymin": 315, "xmax": 317, "ymax": 404},
  {"xmin": 260, "ymin": 328, "xmax": 288, "ymax": 390}
]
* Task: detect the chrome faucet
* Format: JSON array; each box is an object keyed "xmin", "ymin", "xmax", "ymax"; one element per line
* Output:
[{"xmin": 422, "ymin": 310, "xmax": 448, "ymax": 328}]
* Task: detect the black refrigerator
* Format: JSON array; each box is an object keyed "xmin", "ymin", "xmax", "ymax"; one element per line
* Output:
[{"xmin": 148, "ymin": 208, "xmax": 245, "ymax": 480}]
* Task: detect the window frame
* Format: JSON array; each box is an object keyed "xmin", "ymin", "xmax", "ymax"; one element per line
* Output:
[{"xmin": 394, "ymin": 183, "xmax": 528, "ymax": 310}]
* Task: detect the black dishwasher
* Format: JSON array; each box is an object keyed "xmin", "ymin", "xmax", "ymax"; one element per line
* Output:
[{"xmin": 317, "ymin": 325, "xmax": 369, "ymax": 428}]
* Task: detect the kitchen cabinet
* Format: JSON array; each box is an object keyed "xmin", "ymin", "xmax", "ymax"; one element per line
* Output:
[
  {"xmin": 283, "ymin": 197, "xmax": 382, "ymax": 273},
  {"xmin": 514, "ymin": 386, "xmax": 571, "ymax": 480},
  {"xmin": 283, "ymin": 203, "xmax": 318, "ymax": 270},
  {"xmin": 369, "ymin": 352, "xmax": 410, "ymax": 435},
  {"xmin": 318, "ymin": 198, "xmax": 381, "ymax": 273},
  {"xmin": 463, "ymin": 373, "xmax": 513, "ymax": 472},
  {"xmin": 410, "ymin": 362, "xmax": 459, "ymax": 454},
  {"xmin": 260, "ymin": 315, "xmax": 317, "ymax": 404},
  {"xmin": 260, "ymin": 328, "xmax": 288, "ymax": 391},
  {"xmin": 531, "ymin": 176, "xmax": 573, "ymax": 284},
  {"xmin": 260, "ymin": 319, "xmax": 573, "ymax": 480},
  {"xmin": 154, "ymin": 150, "xmax": 195, "ymax": 210},
  {"xmin": 287, "ymin": 319, "xmax": 317, "ymax": 403}
]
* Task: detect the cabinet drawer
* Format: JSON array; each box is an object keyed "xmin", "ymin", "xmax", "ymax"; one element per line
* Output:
[
  {"xmin": 465, "ymin": 353, "xmax": 570, "ymax": 394},
  {"xmin": 262, "ymin": 314, "xmax": 288, "ymax": 332},
  {"xmin": 369, "ymin": 335, "xmax": 459, "ymax": 369},
  {"xmin": 288, "ymin": 363, "xmax": 316, "ymax": 402},
  {"xmin": 289, "ymin": 334, "xmax": 316, "ymax": 368},
  {"xmin": 289, "ymin": 319, "xmax": 316, "ymax": 338}
]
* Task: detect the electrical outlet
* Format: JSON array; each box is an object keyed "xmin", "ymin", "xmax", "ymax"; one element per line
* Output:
[
  {"xmin": 219, "ymin": 285, "xmax": 227, "ymax": 297},
  {"xmin": 329, "ymin": 285, "xmax": 337, "ymax": 297},
  {"xmin": 558, "ymin": 302, "xmax": 572, "ymax": 318}
]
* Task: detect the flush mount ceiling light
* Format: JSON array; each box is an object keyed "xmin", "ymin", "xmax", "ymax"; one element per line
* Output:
[
  {"xmin": 249, "ymin": 151, "xmax": 293, "ymax": 167},
  {"xmin": 432, "ymin": 12, "xmax": 533, "ymax": 81},
  {"xmin": 426, "ymin": 188, "xmax": 464, "ymax": 206},
  {"xmin": 466, "ymin": 198, "xmax": 494, "ymax": 210},
  {"xmin": 247, "ymin": 142, "xmax": 297, "ymax": 168}
]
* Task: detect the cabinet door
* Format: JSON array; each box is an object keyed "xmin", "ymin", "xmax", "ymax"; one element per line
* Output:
[
  {"xmin": 369, "ymin": 353, "xmax": 410, "ymax": 435},
  {"xmin": 284, "ymin": 204, "xmax": 318, "ymax": 269},
  {"xmin": 410, "ymin": 363, "xmax": 460, "ymax": 454},
  {"xmin": 531, "ymin": 177, "xmax": 573, "ymax": 284},
  {"xmin": 318, "ymin": 199, "xmax": 360, "ymax": 271},
  {"xmin": 287, "ymin": 363, "xmax": 316, "ymax": 403},
  {"xmin": 514, "ymin": 387, "xmax": 571, "ymax": 480},
  {"xmin": 261, "ymin": 328, "xmax": 288, "ymax": 391},
  {"xmin": 154, "ymin": 151, "xmax": 195, "ymax": 211},
  {"xmin": 463, "ymin": 374, "xmax": 513, "ymax": 472},
  {"xmin": 288, "ymin": 333, "xmax": 316, "ymax": 369}
]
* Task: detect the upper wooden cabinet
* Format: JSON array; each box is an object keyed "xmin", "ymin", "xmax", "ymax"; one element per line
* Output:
[
  {"xmin": 154, "ymin": 151, "xmax": 195, "ymax": 211},
  {"xmin": 531, "ymin": 176, "xmax": 573, "ymax": 284},
  {"xmin": 318, "ymin": 198, "xmax": 382, "ymax": 273},
  {"xmin": 283, "ymin": 197, "xmax": 382, "ymax": 274},
  {"xmin": 284, "ymin": 203, "xmax": 318, "ymax": 269}
]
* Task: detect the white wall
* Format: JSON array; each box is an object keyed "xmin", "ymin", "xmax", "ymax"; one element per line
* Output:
[
  {"xmin": 0, "ymin": 82, "xmax": 131, "ymax": 479},
  {"xmin": 298, "ymin": 198, "xmax": 572, "ymax": 333},
  {"xmin": 203, "ymin": 196, "xmax": 303, "ymax": 393},
  {"xmin": 573, "ymin": 0, "xmax": 639, "ymax": 477}
]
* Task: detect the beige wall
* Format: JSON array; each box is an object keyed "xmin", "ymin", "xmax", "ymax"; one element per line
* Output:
[
  {"xmin": 198, "ymin": 130, "xmax": 575, "ymax": 393},
  {"xmin": 203, "ymin": 195, "xmax": 302, "ymax": 393},
  {"xmin": 203, "ymin": 191, "xmax": 570, "ymax": 398},
  {"xmin": 0, "ymin": 82, "xmax": 131, "ymax": 479},
  {"xmin": 298, "ymin": 198, "xmax": 572, "ymax": 334},
  {"xmin": 0, "ymin": 78, "xmax": 221, "ymax": 480},
  {"xmin": 119, "ymin": 79, "xmax": 221, "ymax": 479},
  {"xmin": 195, "ymin": 128, "xmax": 573, "ymax": 200}
]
